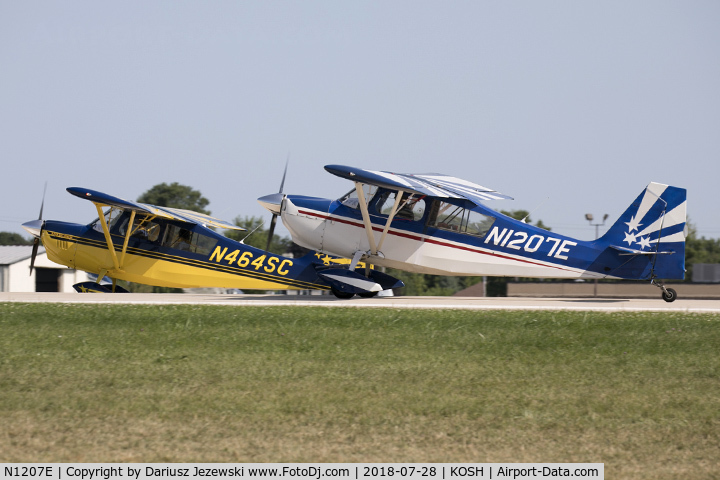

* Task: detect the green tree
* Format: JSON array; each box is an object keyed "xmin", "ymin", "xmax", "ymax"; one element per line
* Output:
[
  {"xmin": 137, "ymin": 182, "xmax": 210, "ymax": 214},
  {"xmin": 0, "ymin": 232, "xmax": 32, "ymax": 245},
  {"xmin": 684, "ymin": 219, "xmax": 720, "ymax": 281}
]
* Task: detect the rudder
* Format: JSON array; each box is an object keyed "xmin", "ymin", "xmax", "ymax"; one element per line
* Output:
[{"xmin": 598, "ymin": 182, "xmax": 687, "ymax": 280}]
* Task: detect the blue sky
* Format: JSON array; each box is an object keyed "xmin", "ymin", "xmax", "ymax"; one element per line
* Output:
[{"xmin": 1, "ymin": 1, "xmax": 718, "ymax": 241}]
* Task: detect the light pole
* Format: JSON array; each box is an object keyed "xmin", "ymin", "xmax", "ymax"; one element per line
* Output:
[{"xmin": 585, "ymin": 213, "xmax": 608, "ymax": 297}]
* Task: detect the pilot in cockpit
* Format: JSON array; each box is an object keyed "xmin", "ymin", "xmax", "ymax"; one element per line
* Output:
[{"xmin": 173, "ymin": 229, "xmax": 193, "ymax": 251}]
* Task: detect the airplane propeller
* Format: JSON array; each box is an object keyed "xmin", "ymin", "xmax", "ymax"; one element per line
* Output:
[
  {"xmin": 22, "ymin": 183, "xmax": 47, "ymax": 275},
  {"xmin": 259, "ymin": 157, "xmax": 289, "ymax": 252}
]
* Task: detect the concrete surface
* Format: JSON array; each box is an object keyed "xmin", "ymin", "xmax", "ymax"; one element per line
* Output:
[{"xmin": 2, "ymin": 292, "xmax": 720, "ymax": 313}]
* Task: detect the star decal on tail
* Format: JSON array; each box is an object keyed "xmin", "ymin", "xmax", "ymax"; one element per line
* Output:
[
  {"xmin": 637, "ymin": 236, "xmax": 652, "ymax": 250},
  {"xmin": 625, "ymin": 215, "xmax": 643, "ymax": 232}
]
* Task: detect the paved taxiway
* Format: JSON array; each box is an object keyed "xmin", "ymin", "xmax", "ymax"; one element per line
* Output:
[{"xmin": 2, "ymin": 292, "xmax": 720, "ymax": 313}]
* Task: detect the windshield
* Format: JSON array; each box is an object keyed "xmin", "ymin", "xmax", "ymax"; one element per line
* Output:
[
  {"xmin": 91, "ymin": 207, "xmax": 124, "ymax": 233},
  {"xmin": 339, "ymin": 184, "xmax": 378, "ymax": 209}
]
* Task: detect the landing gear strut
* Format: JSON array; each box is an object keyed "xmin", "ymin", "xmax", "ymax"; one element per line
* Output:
[{"xmin": 652, "ymin": 278, "xmax": 677, "ymax": 303}]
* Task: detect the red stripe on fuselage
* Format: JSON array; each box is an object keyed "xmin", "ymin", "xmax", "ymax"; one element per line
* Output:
[{"xmin": 296, "ymin": 209, "xmax": 574, "ymax": 273}]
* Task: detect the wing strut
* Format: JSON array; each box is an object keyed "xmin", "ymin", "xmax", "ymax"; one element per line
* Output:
[
  {"xmin": 119, "ymin": 210, "xmax": 136, "ymax": 267},
  {"xmin": 353, "ymin": 184, "xmax": 416, "ymax": 259},
  {"xmin": 95, "ymin": 204, "xmax": 120, "ymax": 271},
  {"xmin": 354, "ymin": 182, "xmax": 377, "ymax": 255}
]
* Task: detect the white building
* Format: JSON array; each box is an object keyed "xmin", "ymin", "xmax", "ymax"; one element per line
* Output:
[{"xmin": 0, "ymin": 245, "xmax": 89, "ymax": 292}]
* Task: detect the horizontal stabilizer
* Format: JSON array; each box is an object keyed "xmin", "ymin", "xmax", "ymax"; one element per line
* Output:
[{"xmin": 609, "ymin": 245, "xmax": 676, "ymax": 256}]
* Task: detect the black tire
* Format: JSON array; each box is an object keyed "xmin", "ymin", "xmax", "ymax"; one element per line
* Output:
[
  {"xmin": 357, "ymin": 291, "xmax": 379, "ymax": 298},
  {"xmin": 331, "ymin": 286, "xmax": 355, "ymax": 299},
  {"xmin": 662, "ymin": 288, "xmax": 677, "ymax": 303}
]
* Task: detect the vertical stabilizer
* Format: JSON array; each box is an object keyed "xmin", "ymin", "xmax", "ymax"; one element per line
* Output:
[{"xmin": 599, "ymin": 182, "xmax": 687, "ymax": 279}]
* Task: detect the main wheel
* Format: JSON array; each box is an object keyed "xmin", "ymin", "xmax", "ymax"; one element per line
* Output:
[
  {"xmin": 331, "ymin": 286, "xmax": 355, "ymax": 299},
  {"xmin": 357, "ymin": 291, "xmax": 379, "ymax": 298},
  {"xmin": 661, "ymin": 288, "xmax": 677, "ymax": 303}
]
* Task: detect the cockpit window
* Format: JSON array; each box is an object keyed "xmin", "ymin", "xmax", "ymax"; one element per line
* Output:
[
  {"xmin": 162, "ymin": 224, "xmax": 217, "ymax": 255},
  {"xmin": 340, "ymin": 185, "xmax": 378, "ymax": 209},
  {"xmin": 377, "ymin": 192, "xmax": 426, "ymax": 221},
  {"xmin": 136, "ymin": 222, "xmax": 161, "ymax": 242},
  {"xmin": 427, "ymin": 200, "xmax": 495, "ymax": 237},
  {"xmin": 116, "ymin": 213, "xmax": 162, "ymax": 242}
]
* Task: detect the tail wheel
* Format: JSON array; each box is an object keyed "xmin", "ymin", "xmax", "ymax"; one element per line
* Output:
[
  {"xmin": 662, "ymin": 288, "xmax": 677, "ymax": 303},
  {"xmin": 331, "ymin": 286, "xmax": 355, "ymax": 299}
]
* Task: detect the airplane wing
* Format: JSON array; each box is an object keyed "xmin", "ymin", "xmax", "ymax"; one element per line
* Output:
[
  {"xmin": 158, "ymin": 207, "xmax": 245, "ymax": 231},
  {"xmin": 324, "ymin": 165, "xmax": 513, "ymax": 203},
  {"xmin": 66, "ymin": 187, "xmax": 245, "ymax": 231}
]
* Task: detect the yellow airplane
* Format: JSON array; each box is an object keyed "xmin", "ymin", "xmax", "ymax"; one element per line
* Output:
[{"xmin": 23, "ymin": 187, "xmax": 403, "ymax": 296}]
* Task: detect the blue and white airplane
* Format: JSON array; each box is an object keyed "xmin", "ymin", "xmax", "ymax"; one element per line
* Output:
[{"xmin": 259, "ymin": 165, "xmax": 687, "ymax": 302}]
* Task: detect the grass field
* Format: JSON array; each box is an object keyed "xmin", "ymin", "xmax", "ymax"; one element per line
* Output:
[{"xmin": 0, "ymin": 303, "xmax": 718, "ymax": 478}]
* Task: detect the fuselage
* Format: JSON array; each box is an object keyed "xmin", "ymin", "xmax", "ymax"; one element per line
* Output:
[{"xmin": 279, "ymin": 188, "xmax": 614, "ymax": 279}]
